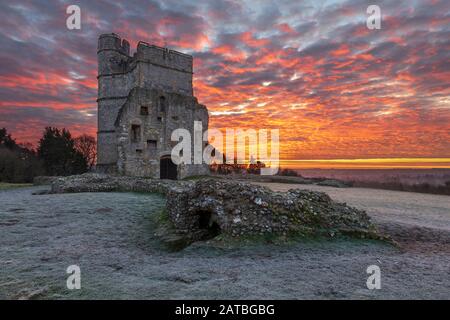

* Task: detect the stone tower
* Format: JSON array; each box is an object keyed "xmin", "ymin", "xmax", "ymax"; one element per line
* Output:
[{"xmin": 97, "ymin": 33, "xmax": 209, "ymax": 179}]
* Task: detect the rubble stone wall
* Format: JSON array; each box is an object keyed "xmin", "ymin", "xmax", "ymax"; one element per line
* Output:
[{"xmin": 47, "ymin": 174, "xmax": 381, "ymax": 243}]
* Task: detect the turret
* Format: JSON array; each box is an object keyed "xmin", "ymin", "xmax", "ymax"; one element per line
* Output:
[
  {"xmin": 97, "ymin": 34, "xmax": 132, "ymax": 171},
  {"xmin": 97, "ymin": 33, "xmax": 130, "ymax": 76}
]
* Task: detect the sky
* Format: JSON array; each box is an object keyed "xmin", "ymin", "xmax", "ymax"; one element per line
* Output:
[{"xmin": 0, "ymin": 0, "xmax": 449, "ymax": 163}]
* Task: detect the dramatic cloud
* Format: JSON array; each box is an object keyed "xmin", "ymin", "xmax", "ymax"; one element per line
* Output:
[{"xmin": 0, "ymin": 0, "xmax": 449, "ymax": 159}]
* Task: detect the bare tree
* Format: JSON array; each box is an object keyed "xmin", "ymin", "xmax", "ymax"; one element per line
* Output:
[{"xmin": 74, "ymin": 134, "xmax": 96, "ymax": 169}]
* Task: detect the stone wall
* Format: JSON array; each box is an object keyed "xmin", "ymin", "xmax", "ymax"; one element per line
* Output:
[
  {"xmin": 115, "ymin": 87, "xmax": 209, "ymax": 178},
  {"xmin": 47, "ymin": 174, "xmax": 383, "ymax": 245},
  {"xmin": 96, "ymin": 33, "xmax": 207, "ymax": 178},
  {"xmin": 166, "ymin": 179, "xmax": 378, "ymax": 241}
]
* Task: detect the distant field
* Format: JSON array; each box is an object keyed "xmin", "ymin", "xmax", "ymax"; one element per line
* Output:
[
  {"xmin": 294, "ymin": 169, "xmax": 450, "ymax": 195},
  {"xmin": 0, "ymin": 183, "xmax": 32, "ymax": 190}
]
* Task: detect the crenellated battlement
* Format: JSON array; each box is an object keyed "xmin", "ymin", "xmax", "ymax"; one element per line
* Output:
[
  {"xmin": 98, "ymin": 33, "xmax": 130, "ymax": 56},
  {"xmin": 97, "ymin": 33, "xmax": 193, "ymax": 98},
  {"xmin": 98, "ymin": 33, "xmax": 192, "ymax": 74},
  {"xmin": 136, "ymin": 41, "xmax": 193, "ymax": 73}
]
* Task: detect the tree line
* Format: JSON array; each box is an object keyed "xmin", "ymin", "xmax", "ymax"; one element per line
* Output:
[{"xmin": 0, "ymin": 127, "xmax": 96, "ymax": 183}]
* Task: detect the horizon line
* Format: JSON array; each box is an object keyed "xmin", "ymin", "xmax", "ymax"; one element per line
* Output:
[
  {"xmin": 264, "ymin": 158, "xmax": 450, "ymax": 169},
  {"xmin": 279, "ymin": 158, "xmax": 450, "ymax": 162}
]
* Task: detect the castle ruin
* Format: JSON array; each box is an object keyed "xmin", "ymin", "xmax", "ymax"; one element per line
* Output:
[{"xmin": 97, "ymin": 33, "xmax": 209, "ymax": 179}]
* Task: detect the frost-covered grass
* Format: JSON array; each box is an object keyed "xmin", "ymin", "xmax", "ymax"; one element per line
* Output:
[
  {"xmin": 182, "ymin": 175, "xmax": 223, "ymax": 181},
  {"xmin": 1, "ymin": 186, "xmax": 449, "ymax": 299}
]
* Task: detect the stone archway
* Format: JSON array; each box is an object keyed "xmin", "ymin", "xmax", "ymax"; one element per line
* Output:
[{"xmin": 160, "ymin": 155, "xmax": 177, "ymax": 180}]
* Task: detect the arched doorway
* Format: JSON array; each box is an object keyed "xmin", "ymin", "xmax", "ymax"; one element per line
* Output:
[
  {"xmin": 197, "ymin": 210, "xmax": 221, "ymax": 240},
  {"xmin": 160, "ymin": 156, "xmax": 177, "ymax": 180}
]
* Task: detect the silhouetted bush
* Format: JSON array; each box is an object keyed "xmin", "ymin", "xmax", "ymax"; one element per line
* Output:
[
  {"xmin": 74, "ymin": 134, "xmax": 96, "ymax": 169},
  {"xmin": 37, "ymin": 127, "xmax": 88, "ymax": 176},
  {"xmin": 209, "ymin": 154, "xmax": 267, "ymax": 175},
  {"xmin": 0, "ymin": 128, "xmax": 45, "ymax": 183},
  {"xmin": 278, "ymin": 168, "xmax": 299, "ymax": 176}
]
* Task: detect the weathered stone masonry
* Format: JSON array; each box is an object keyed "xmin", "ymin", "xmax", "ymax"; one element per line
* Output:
[
  {"xmin": 48, "ymin": 174, "xmax": 383, "ymax": 245},
  {"xmin": 97, "ymin": 33, "xmax": 209, "ymax": 179}
]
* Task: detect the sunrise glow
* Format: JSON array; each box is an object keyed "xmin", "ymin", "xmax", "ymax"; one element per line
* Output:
[{"xmin": 0, "ymin": 1, "xmax": 449, "ymax": 168}]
